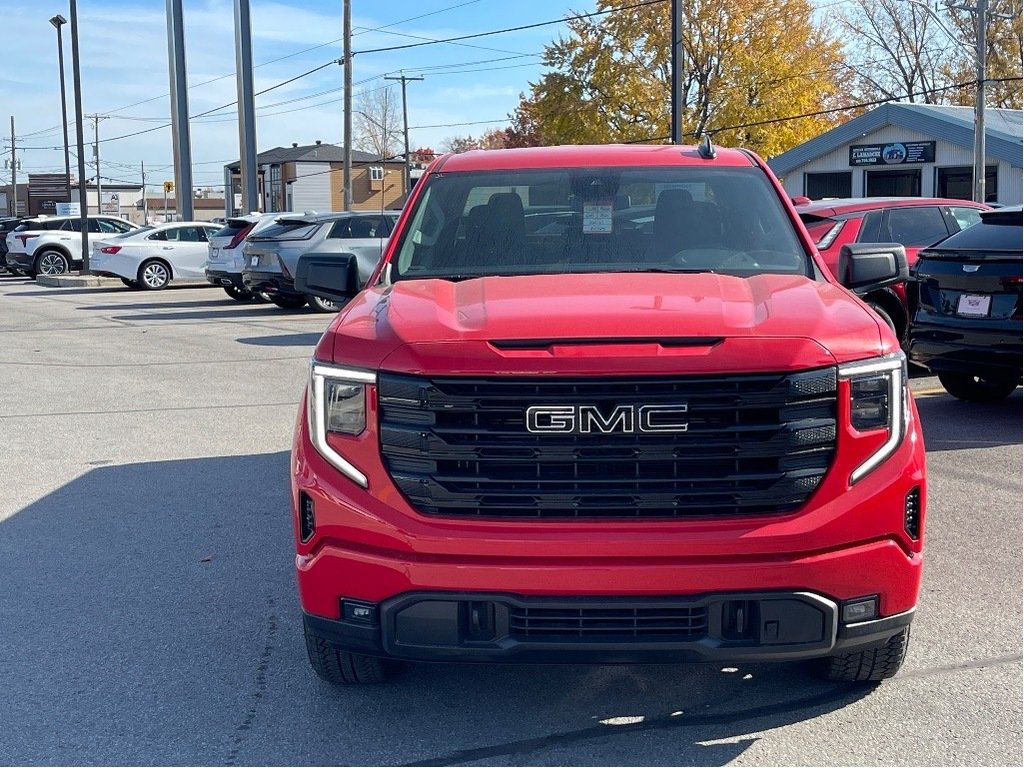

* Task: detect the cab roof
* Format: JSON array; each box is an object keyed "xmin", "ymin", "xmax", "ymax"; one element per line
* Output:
[{"xmin": 435, "ymin": 144, "xmax": 759, "ymax": 172}]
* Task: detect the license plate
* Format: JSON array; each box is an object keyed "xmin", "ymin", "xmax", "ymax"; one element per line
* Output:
[
  {"xmin": 249, "ymin": 255, "xmax": 259, "ymax": 267},
  {"xmin": 956, "ymin": 293, "xmax": 991, "ymax": 317},
  {"xmin": 210, "ymin": 248, "xmax": 221, "ymax": 260}
]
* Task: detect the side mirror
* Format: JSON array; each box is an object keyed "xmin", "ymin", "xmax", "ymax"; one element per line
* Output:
[
  {"xmin": 837, "ymin": 243, "xmax": 908, "ymax": 294},
  {"xmin": 294, "ymin": 252, "xmax": 360, "ymax": 303}
]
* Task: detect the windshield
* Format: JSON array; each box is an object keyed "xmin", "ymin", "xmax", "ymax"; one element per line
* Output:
[{"xmin": 391, "ymin": 166, "xmax": 810, "ymax": 281}]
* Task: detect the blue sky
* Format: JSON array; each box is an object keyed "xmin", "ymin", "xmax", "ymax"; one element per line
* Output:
[{"xmin": 0, "ymin": 0, "xmax": 583, "ymax": 195}]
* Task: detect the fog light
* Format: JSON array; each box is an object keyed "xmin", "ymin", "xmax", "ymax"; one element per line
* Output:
[
  {"xmin": 842, "ymin": 596, "xmax": 879, "ymax": 623},
  {"xmin": 342, "ymin": 599, "xmax": 378, "ymax": 625}
]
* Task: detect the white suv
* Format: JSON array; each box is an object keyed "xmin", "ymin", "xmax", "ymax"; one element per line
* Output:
[{"xmin": 5, "ymin": 215, "xmax": 139, "ymax": 277}]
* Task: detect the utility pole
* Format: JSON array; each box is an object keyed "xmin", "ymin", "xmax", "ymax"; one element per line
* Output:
[
  {"xmin": 670, "ymin": 0, "xmax": 683, "ymax": 143},
  {"xmin": 89, "ymin": 114, "xmax": 107, "ymax": 214},
  {"xmin": 234, "ymin": 0, "xmax": 258, "ymax": 214},
  {"xmin": 166, "ymin": 0, "xmax": 194, "ymax": 220},
  {"xmin": 972, "ymin": 0, "xmax": 987, "ymax": 203},
  {"xmin": 69, "ymin": 0, "xmax": 89, "ymax": 272},
  {"xmin": 141, "ymin": 161, "xmax": 148, "ymax": 224},
  {"xmin": 8, "ymin": 116, "xmax": 15, "ymax": 216},
  {"xmin": 385, "ymin": 74, "xmax": 423, "ymax": 196},
  {"xmin": 343, "ymin": 0, "xmax": 353, "ymax": 211}
]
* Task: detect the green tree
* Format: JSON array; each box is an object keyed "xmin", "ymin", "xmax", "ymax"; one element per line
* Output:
[{"xmin": 515, "ymin": 0, "xmax": 852, "ymax": 157}]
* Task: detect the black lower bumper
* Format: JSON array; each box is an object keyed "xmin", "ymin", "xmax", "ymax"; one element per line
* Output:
[
  {"xmin": 242, "ymin": 269, "xmax": 301, "ymax": 297},
  {"xmin": 205, "ymin": 268, "xmax": 246, "ymax": 289},
  {"xmin": 304, "ymin": 591, "xmax": 914, "ymax": 665},
  {"xmin": 909, "ymin": 323, "xmax": 1023, "ymax": 381}
]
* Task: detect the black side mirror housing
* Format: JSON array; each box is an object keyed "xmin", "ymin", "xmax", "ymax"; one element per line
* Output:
[
  {"xmin": 837, "ymin": 243, "xmax": 909, "ymax": 294},
  {"xmin": 294, "ymin": 253, "xmax": 360, "ymax": 303}
]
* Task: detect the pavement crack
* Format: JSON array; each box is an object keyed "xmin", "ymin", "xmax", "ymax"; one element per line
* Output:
[{"xmin": 226, "ymin": 598, "xmax": 278, "ymax": 767}]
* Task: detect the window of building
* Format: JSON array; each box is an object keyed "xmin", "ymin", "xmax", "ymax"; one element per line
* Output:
[
  {"xmin": 805, "ymin": 171, "xmax": 852, "ymax": 200},
  {"xmin": 269, "ymin": 165, "xmax": 282, "ymax": 212},
  {"xmin": 936, "ymin": 166, "xmax": 998, "ymax": 202},
  {"xmin": 369, "ymin": 166, "xmax": 385, "ymax": 182},
  {"xmin": 865, "ymin": 169, "xmax": 921, "ymax": 197}
]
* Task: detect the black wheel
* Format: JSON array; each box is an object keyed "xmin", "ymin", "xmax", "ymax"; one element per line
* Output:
[
  {"xmin": 35, "ymin": 249, "xmax": 70, "ymax": 276},
  {"xmin": 138, "ymin": 259, "xmax": 171, "ymax": 290},
  {"xmin": 307, "ymin": 294, "xmax": 342, "ymax": 313},
  {"xmin": 120, "ymin": 277, "xmax": 142, "ymax": 290},
  {"xmin": 937, "ymin": 372, "xmax": 1019, "ymax": 402},
  {"xmin": 223, "ymin": 284, "xmax": 254, "ymax": 301},
  {"xmin": 304, "ymin": 618, "xmax": 392, "ymax": 684},
  {"xmin": 269, "ymin": 293, "xmax": 308, "ymax": 309},
  {"xmin": 821, "ymin": 626, "xmax": 910, "ymax": 682}
]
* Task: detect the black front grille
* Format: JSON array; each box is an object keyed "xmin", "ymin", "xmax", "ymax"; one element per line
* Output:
[
  {"xmin": 510, "ymin": 604, "xmax": 708, "ymax": 640},
  {"xmin": 378, "ymin": 369, "xmax": 837, "ymax": 519}
]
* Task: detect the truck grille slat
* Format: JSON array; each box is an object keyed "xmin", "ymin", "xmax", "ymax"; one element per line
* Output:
[
  {"xmin": 509, "ymin": 605, "xmax": 709, "ymax": 638},
  {"xmin": 378, "ymin": 370, "xmax": 837, "ymax": 519}
]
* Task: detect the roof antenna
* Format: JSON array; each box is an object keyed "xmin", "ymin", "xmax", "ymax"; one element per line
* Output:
[{"xmin": 697, "ymin": 133, "xmax": 716, "ymax": 159}]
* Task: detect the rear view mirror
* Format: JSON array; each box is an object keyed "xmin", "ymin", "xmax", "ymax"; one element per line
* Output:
[
  {"xmin": 838, "ymin": 243, "xmax": 909, "ymax": 294},
  {"xmin": 294, "ymin": 253, "xmax": 360, "ymax": 303}
]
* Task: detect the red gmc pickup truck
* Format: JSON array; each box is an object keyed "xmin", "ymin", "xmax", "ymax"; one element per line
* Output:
[{"xmin": 289, "ymin": 142, "xmax": 926, "ymax": 685}]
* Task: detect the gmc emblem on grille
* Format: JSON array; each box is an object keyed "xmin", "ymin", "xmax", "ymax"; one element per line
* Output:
[{"xmin": 525, "ymin": 404, "xmax": 689, "ymax": 434}]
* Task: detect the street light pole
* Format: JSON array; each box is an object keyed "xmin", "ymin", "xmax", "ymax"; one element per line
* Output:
[
  {"xmin": 49, "ymin": 15, "xmax": 72, "ymax": 204},
  {"xmin": 972, "ymin": 0, "xmax": 987, "ymax": 203},
  {"xmin": 68, "ymin": 0, "xmax": 89, "ymax": 274},
  {"xmin": 384, "ymin": 74, "xmax": 423, "ymax": 196},
  {"xmin": 343, "ymin": 0, "xmax": 353, "ymax": 211}
]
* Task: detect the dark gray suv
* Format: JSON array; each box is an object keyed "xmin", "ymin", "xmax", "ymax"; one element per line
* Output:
[{"xmin": 241, "ymin": 211, "xmax": 398, "ymax": 311}]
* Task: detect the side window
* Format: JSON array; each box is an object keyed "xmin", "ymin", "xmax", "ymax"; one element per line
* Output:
[
  {"xmin": 86, "ymin": 219, "xmax": 103, "ymax": 233},
  {"xmin": 348, "ymin": 216, "xmax": 381, "ymax": 238},
  {"xmin": 948, "ymin": 206, "xmax": 983, "ymax": 231},
  {"xmin": 856, "ymin": 210, "xmax": 884, "ymax": 243},
  {"xmin": 147, "ymin": 229, "xmax": 168, "ymax": 241},
  {"xmin": 97, "ymin": 219, "xmax": 121, "ymax": 233},
  {"xmin": 883, "ymin": 207, "xmax": 949, "ymax": 246},
  {"xmin": 328, "ymin": 219, "xmax": 351, "ymax": 239},
  {"xmin": 109, "ymin": 219, "xmax": 133, "ymax": 233},
  {"xmin": 60, "ymin": 219, "xmax": 82, "ymax": 232},
  {"xmin": 179, "ymin": 226, "xmax": 209, "ymax": 242}
]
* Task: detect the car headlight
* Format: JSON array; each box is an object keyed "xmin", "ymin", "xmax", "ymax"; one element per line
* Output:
[
  {"xmin": 838, "ymin": 353, "xmax": 908, "ymax": 484},
  {"xmin": 307, "ymin": 362, "xmax": 375, "ymax": 487}
]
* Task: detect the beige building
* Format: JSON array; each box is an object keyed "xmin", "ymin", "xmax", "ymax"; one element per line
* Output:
[{"xmin": 224, "ymin": 142, "xmax": 407, "ymax": 216}]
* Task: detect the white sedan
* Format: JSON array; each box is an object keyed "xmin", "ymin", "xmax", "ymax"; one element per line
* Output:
[{"xmin": 91, "ymin": 222, "xmax": 221, "ymax": 290}]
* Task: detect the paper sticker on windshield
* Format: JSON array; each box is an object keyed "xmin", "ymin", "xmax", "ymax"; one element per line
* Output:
[{"xmin": 582, "ymin": 201, "xmax": 613, "ymax": 234}]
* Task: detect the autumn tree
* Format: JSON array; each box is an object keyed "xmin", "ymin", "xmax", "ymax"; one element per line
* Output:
[
  {"xmin": 516, "ymin": 0, "xmax": 851, "ymax": 158},
  {"xmin": 940, "ymin": 0, "xmax": 1022, "ymax": 108},
  {"xmin": 353, "ymin": 87, "xmax": 402, "ymax": 159}
]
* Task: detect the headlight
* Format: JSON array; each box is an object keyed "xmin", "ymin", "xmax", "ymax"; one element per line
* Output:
[
  {"xmin": 307, "ymin": 362, "xmax": 375, "ymax": 487},
  {"xmin": 838, "ymin": 353, "xmax": 908, "ymax": 484}
]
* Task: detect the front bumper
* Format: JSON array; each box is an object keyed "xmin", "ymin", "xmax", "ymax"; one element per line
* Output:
[
  {"xmin": 304, "ymin": 591, "xmax": 914, "ymax": 664},
  {"xmin": 909, "ymin": 320, "xmax": 1023, "ymax": 380},
  {"xmin": 242, "ymin": 269, "xmax": 301, "ymax": 297}
]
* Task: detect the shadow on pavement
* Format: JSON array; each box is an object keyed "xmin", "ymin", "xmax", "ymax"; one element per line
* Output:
[
  {"xmin": 0, "ymin": 453, "xmax": 874, "ymax": 766},
  {"xmin": 916, "ymin": 389, "xmax": 1022, "ymax": 452},
  {"xmin": 236, "ymin": 332, "xmax": 324, "ymax": 347}
]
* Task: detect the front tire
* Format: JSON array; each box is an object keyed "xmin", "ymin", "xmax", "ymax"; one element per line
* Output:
[
  {"xmin": 36, "ymin": 250, "xmax": 71, "ymax": 276},
  {"xmin": 304, "ymin": 619, "xmax": 392, "ymax": 684},
  {"xmin": 821, "ymin": 626, "xmax": 910, "ymax": 682},
  {"xmin": 269, "ymin": 293, "xmax": 308, "ymax": 309},
  {"xmin": 306, "ymin": 294, "xmax": 342, "ymax": 313},
  {"xmin": 223, "ymin": 284, "xmax": 254, "ymax": 301},
  {"xmin": 937, "ymin": 372, "xmax": 1019, "ymax": 403},
  {"xmin": 138, "ymin": 259, "xmax": 171, "ymax": 290}
]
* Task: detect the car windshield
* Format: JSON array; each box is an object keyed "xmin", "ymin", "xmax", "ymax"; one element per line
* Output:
[
  {"xmin": 922, "ymin": 209, "xmax": 1022, "ymax": 257},
  {"xmin": 391, "ymin": 166, "xmax": 810, "ymax": 281}
]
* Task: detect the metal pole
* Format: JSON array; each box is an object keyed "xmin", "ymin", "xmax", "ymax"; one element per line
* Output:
[
  {"xmin": 141, "ymin": 161, "xmax": 148, "ymax": 224},
  {"xmin": 166, "ymin": 0, "xmax": 194, "ymax": 220},
  {"xmin": 973, "ymin": 0, "xmax": 987, "ymax": 203},
  {"xmin": 9, "ymin": 116, "xmax": 16, "ymax": 216},
  {"xmin": 93, "ymin": 114, "xmax": 103, "ymax": 214},
  {"xmin": 234, "ymin": 0, "xmax": 258, "ymax": 214},
  {"xmin": 385, "ymin": 75, "xmax": 423, "ymax": 196},
  {"xmin": 163, "ymin": 185, "xmax": 168, "ymax": 222},
  {"xmin": 343, "ymin": 0, "xmax": 353, "ymax": 211},
  {"xmin": 69, "ymin": 0, "xmax": 89, "ymax": 273},
  {"xmin": 50, "ymin": 16, "xmax": 72, "ymax": 203},
  {"xmin": 671, "ymin": 0, "xmax": 683, "ymax": 143}
]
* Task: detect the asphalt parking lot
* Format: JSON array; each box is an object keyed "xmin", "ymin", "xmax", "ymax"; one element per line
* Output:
[{"xmin": 0, "ymin": 274, "xmax": 1021, "ymax": 767}]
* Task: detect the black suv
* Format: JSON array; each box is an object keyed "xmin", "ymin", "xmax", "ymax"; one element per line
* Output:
[
  {"xmin": 909, "ymin": 206, "xmax": 1022, "ymax": 402},
  {"xmin": 0, "ymin": 216, "xmax": 27, "ymax": 272}
]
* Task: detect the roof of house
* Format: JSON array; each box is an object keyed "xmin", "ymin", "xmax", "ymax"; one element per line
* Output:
[
  {"xmin": 767, "ymin": 103, "xmax": 1023, "ymax": 176},
  {"xmin": 225, "ymin": 143, "xmax": 403, "ymax": 170}
]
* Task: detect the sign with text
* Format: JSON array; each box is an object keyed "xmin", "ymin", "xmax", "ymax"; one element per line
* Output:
[
  {"xmin": 56, "ymin": 202, "xmax": 82, "ymax": 216},
  {"xmin": 100, "ymin": 191, "xmax": 120, "ymax": 214},
  {"xmin": 850, "ymin": 141, "xmax": 936, "ymax": 166}
]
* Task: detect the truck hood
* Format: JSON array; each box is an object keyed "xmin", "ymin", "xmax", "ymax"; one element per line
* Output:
[{"xmin": 320, "ymin": 272, "xmax": 892, "ymax": 375}]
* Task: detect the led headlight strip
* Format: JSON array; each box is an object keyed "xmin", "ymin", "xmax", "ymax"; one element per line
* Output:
[
  {"xmin": 308, "ymin": 362, "xmax": 376, "ymax": 488},
  {"xmin": 838, "ymin": 353, "xmax": 907, "ymax": 484}
]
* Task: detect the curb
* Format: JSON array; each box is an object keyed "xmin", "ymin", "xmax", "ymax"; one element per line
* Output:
[{"xmin": 35, "ymin": 275, "xmax": 123, "ymax": 288}]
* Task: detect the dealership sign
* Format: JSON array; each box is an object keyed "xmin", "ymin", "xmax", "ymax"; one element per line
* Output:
[{"xmin": 849, "ymin": 141, "xmax": 936, "ymax": 166}]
